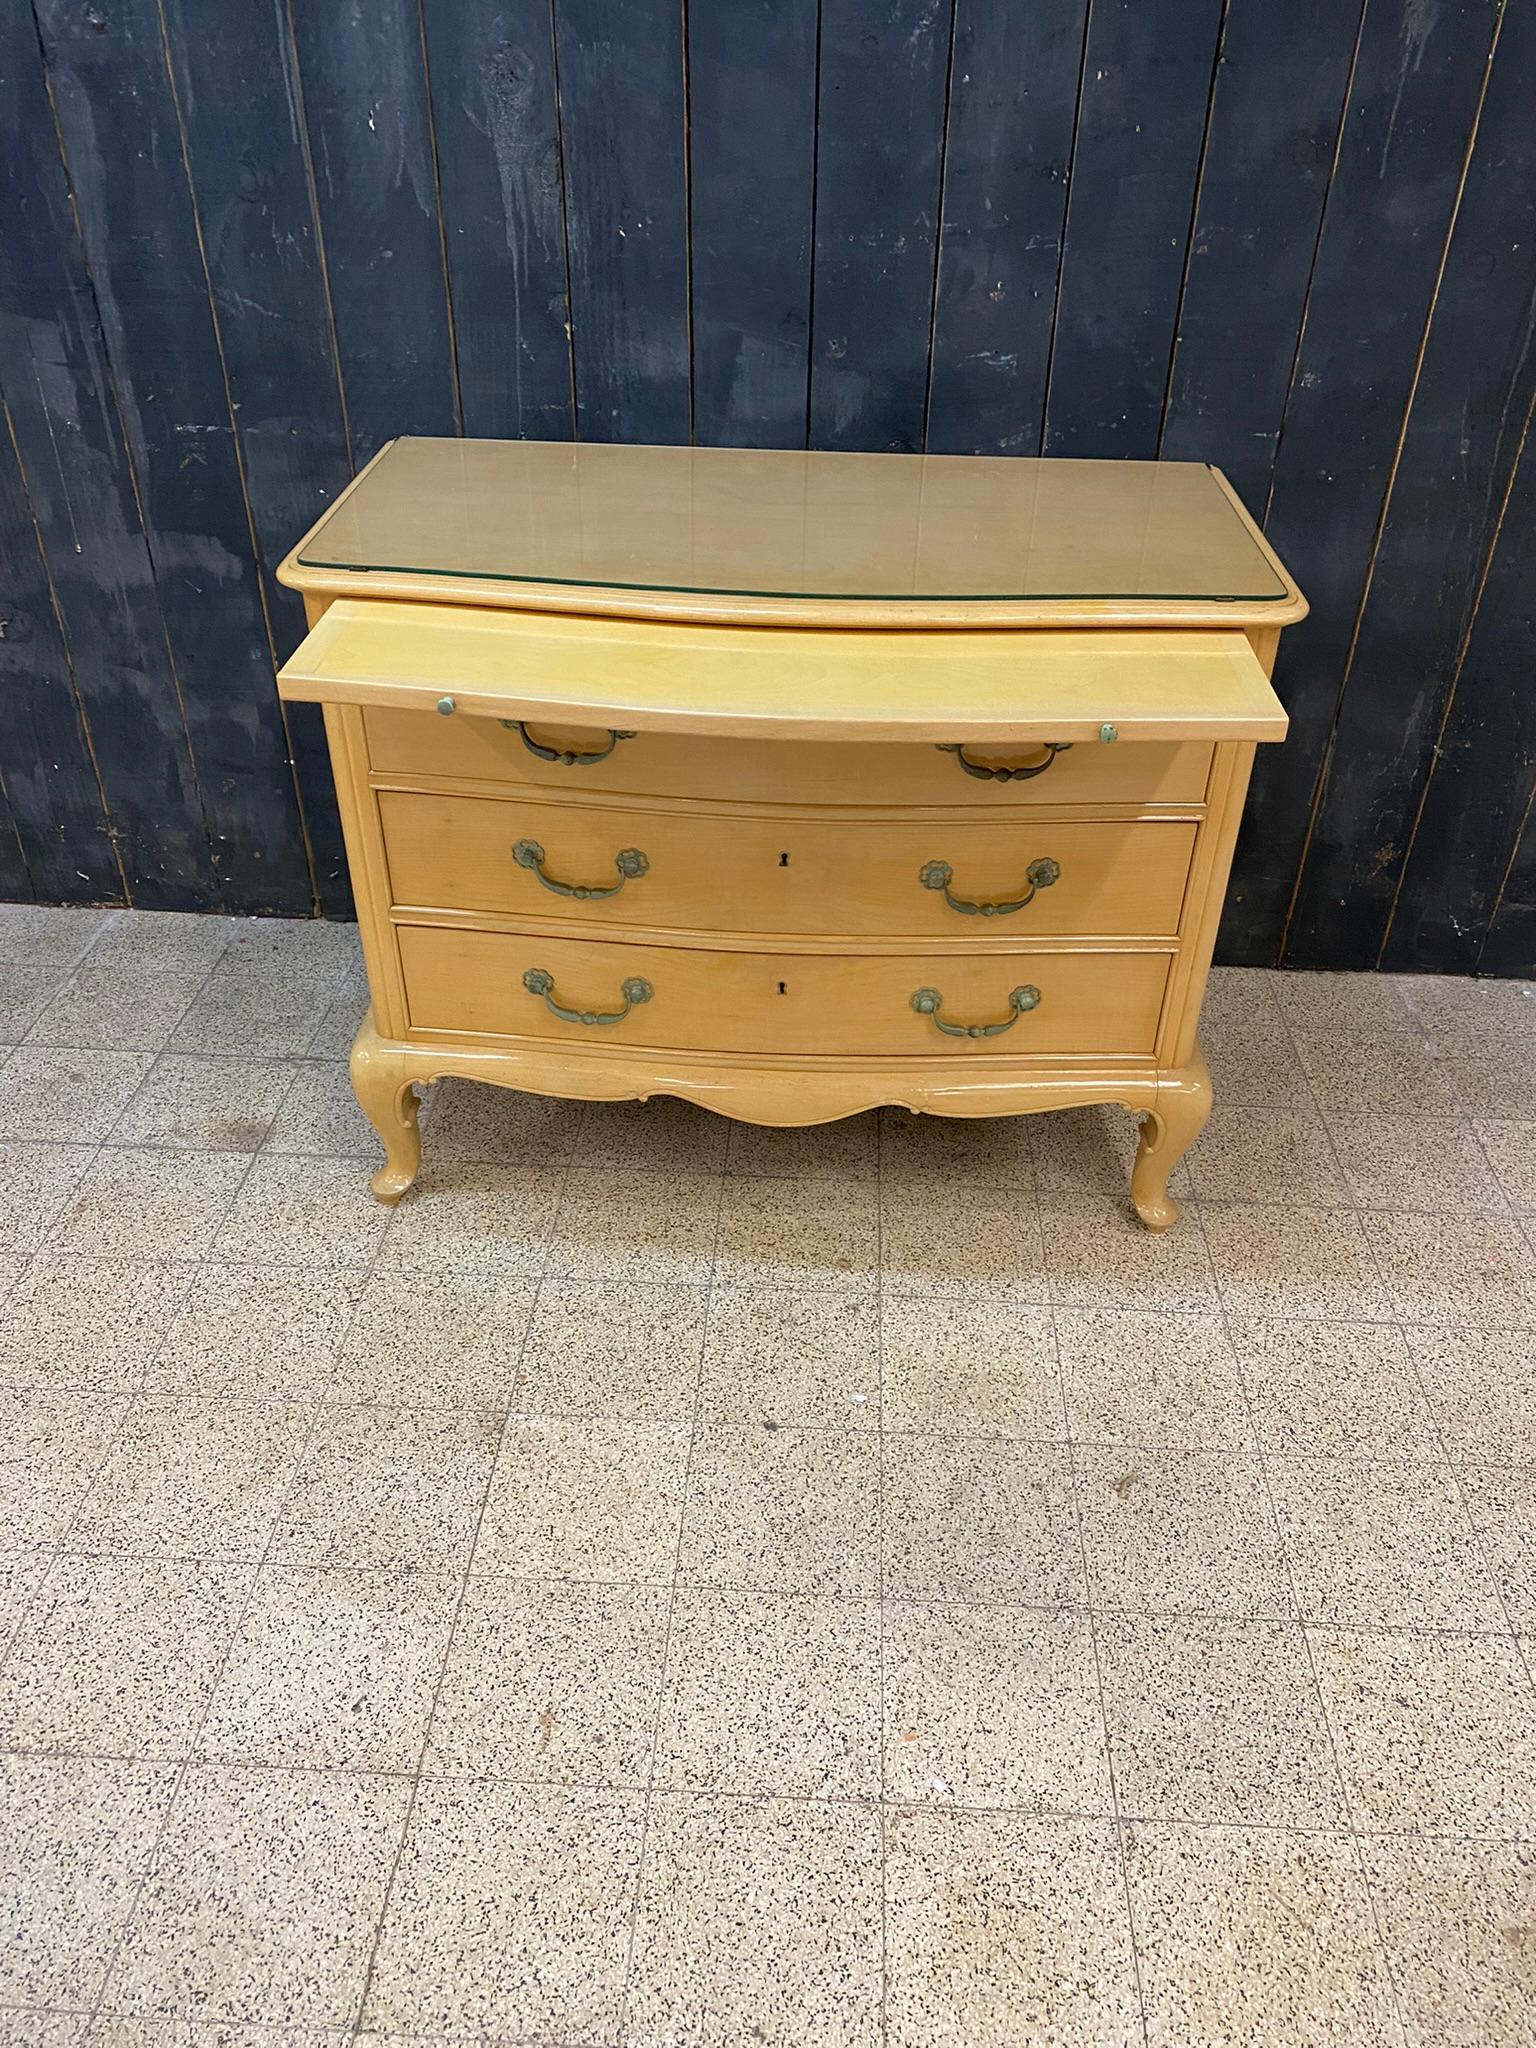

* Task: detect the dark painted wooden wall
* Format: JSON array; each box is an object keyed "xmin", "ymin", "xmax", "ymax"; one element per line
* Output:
[{"xmin": 1, "ymin": 0, "xmax": 1533, "ymax": 973}]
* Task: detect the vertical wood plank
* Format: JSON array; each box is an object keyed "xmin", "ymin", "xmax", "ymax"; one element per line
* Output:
[
  {"xmin": 157, "ymin": 0, "xmax": 354, "ymax": 913},
  {"xmin": 925, "ymin": 0, "xmax": 1087, "ymax": 456},
  {"xmin": 1159, "ymin": 0, "xmax": 1362, "ymax": 510},
  {"xmin": 34, "ymin": 0, "xmax": 316, "ymax": 917},
  {"xmin": 1219, "ymin": 0, "xmax": 1501, "ymax": 966},
  {"xmin": 553, "ymin": 0, "xmax": 690, "ymax": 443},
  {"xmin": 1042, "ymin": 0, "xmax": 1224, "ymax": 459},
  {"xmin": 1381, "ymin": 418, "xmax": 1536, "ymax": 976},
  {"xmin": 0, "ymin": 786, "xmax": 30, "ymax": 903},
  {"xmin": 420, "ymin": 0, "xmax": 574, "ymax": 442},
  {"xmin": 688, "ymin": 0, "xmax": 817, "ymax": 448},
  {"xmin": 809, "ymin": 0, "xmax": 952, "ymax": 453},
  {"xmin": 289, "ymin": 0, "xmax": 460, "ymax": 462},
  {"xmin": 1478, "ymin": 795, "xmax": 1536, "ymax": 978},
  {"xmin": 1288, "ymin": 3, "xmax": 1536, "ymax": 968},
  {"xmin": 0, "ymin": 410, "xmax": 119, "ymax": 903},
  {"xmin": 0, "ymin": 0, "xmax": 214, "ymax": 909}
]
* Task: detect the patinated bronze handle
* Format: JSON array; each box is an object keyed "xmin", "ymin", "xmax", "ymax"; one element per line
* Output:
[
  {"xmin": 500, "ymin": 722, "xmax": 637, "ymax": 766},
  {"xmin": 522, "ymin": 967, "xmax": 653, "ymax": 1026},
  {"xmin": 935, "ymin": 741, "xmax": 1072, "ymax": 783},
  {"xmin": 919, "ymin": 855, "xmax": 1060, "ymax": 917},
  {"xmin": 910, "ymin": 984, "xmax": 1041, "ymax": 1038},
  {"xmin": 512, "ymin": 839, "xmax": 649, "ymax": 900}
]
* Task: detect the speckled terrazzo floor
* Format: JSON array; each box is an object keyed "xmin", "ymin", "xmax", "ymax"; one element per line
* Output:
[{"xmin": 0, "ymin": 903, "xmax": 1534, "ymax": 2046}]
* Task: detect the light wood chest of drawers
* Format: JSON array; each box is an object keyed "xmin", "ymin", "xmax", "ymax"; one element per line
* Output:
[{"xmin": 277, "ymin": 440, "xmax": 1301, "ymax": 1229}]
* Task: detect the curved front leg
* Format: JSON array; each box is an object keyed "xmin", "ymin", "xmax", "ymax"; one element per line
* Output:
[
  {"xmin": 1132, "ymin": 1050, "xmax": 1211, "ymax": 1231},
  {"xmin": 349, "ymin": 1012, "xmax": 422, "ymax": 1204}
]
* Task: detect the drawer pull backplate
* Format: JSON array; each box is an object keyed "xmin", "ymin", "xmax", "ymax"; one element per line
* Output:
[
  {"xmin": 936, "ymin": 741, "xmax": 1072, "ymax": 783},
  {"xmin": 512, "ymin": 838, "xmax": 649, "ymax": 900},
  {"xmin": 910, "ymin": 984, "xmax": 1042, "ymax": 1039},
  {"xmin": 500, "ymin": 721, "xmax": 637, "ymax": 766},
  {"xmin": 919, "ymin": 855, "xmax": 1060, "ymax": 917},
  {"xmin": 522, "ymin": 966, "xmax": 653, "ymax": 1027}
]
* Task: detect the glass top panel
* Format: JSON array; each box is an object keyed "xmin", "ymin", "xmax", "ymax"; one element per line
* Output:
[{"xmin": 298, "ymin": 438, "xmax": 1287, "ymax": 602}]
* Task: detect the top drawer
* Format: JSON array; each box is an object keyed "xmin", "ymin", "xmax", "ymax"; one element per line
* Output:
[{"xmin": 362, "ymin": 710, "xmax": 1212, "ymax": 810}]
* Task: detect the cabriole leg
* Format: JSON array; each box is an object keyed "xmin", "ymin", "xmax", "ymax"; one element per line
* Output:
[
  {"xmin": 349, "ymin": 1011, "xmax": 422, "ymax": 1204},
  {"xmin": 1131, "ymin": 1050, "xmax": 1212, "ymax": 1232}
]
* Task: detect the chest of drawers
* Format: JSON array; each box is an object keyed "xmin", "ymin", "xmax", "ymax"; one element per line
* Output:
[{"xmin": 277, "ymin": 440, "xmax": 1301, "ymax": 1229}]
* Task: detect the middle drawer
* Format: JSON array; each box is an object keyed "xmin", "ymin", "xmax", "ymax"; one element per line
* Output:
[{"xmin": 379, "ymin": 790, "xmax": 1197, "ymax": 940}]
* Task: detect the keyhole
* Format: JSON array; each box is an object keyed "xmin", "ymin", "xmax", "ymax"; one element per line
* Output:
[
  {"xmin": 778, "ymin": 851, "xmax": 790, "ymax": 867},
  {"xmin": 777, "ymin": 981, "xmax": 788, "ymax": 995}
]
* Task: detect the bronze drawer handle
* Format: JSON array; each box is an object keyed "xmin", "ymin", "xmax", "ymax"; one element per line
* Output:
[
  {"xmin": 500, "ymin": 722, "xmax": 637, "ymax": 766},
  {"xmin": 936, "ymin": 741, "xmax": 1072, "ymax": 782},
  {"xmin": 522, "ymin": 966, "xmax": 652, "ymax": 1026},
  {"xmin": 919, "ymin": 855, "xmax": 1060, "ymax": 917},
  {"xmin": 512, "ymin": 838, "xmax": 649, "ymax": 900},
  {"xmin": 910, "ymin": 984, "xmax": 1041, "ymax": 1038}
]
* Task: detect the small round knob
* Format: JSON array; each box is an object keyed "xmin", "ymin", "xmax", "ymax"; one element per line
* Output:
[
  {"xmin": 1099, "ymin": 722, "xmax": 1118, "ymax": 744},
  {"xmin": 436, "ymin": 696, "xmax": 456, "ymax": 716}
]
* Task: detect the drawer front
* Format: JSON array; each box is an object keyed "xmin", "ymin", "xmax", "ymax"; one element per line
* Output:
[
  {"xmin": 397, "ymin": 924, "xmax": 1171, "ymax": 1058},
  {"xmin": 380, "ymin": 790, "xmax": 1197, "ymax": 940},
  {"xmin": 365, "ymin": 709, "xmax": 1211, "ymax": 809}
]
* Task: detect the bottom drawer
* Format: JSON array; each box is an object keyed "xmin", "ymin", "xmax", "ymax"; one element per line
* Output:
[{"xmin": 397, "ymin": 925, "xmax": 1171, "ymax": 1058}]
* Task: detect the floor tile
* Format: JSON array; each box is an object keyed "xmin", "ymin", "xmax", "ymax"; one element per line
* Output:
[
  {"xmin": 570, "ymin": 1094, "xmax": 729, "ymax": 1172},
  {"xmin": 882, "ymin": 1295, "xmax": 1060, "ymax": 1438},
  {"xmin": 698, "ymin": 1285, "xmax": 880, "ymax": 1428},
  {"xmin": 0, "ymin": 1388, "xmax": 127, "ymax": 1546},
  {"xmin": 1362, "ymin": 1834, "xmax": 1536, "ymax": 2048},
  {"xmin": 67, "ymin": 1398, "xmax": 312, "ymax": 1562},
  {"xmin": 884, "ymin": 1601, "xmax": 1109, "ymax": 1813},
  {"xmin": 307, "ymin": 965, "xmax": 370, "ymax": 1062},
  {"xmin": 108, "ymin": 1763, "xmax": 410, "ymax": 2023},
  {"xmin": 1328, "ymin": 1111, "xmax": 1508, "ymax": 1212},
  {"xmin": 151, "ymin": 1264, "xmax": 365, "ymax": 1401},
  {"xmin": 475, "ymin": 1418, "xmax": 689, "ymax": 1582},
  {"xmin": 881, "ymin": 1181, "xmax": 1048, "ymax": 1300},
  {"xmin": 1073, "ymin": 1445, "xmax": 1292, "ymax": 1619},
  {"xmin": 516, "ymin": 1278, "xmax": 706, "ymax": 1422},
  {"xmin": 884, "ymin": 1809, "xmax": 1139, "ymax": 2048},
  {"xmin": 1203, "ymin": 1200, "xmax": 1392, "ymax": 1320},
  {"xmin": 0, "ymin": 961, "xmax": 79, "ymax": 1044},
  {"xmin": 168, "ymin": 947, "xmax": 351, "ymax": 1060},
  {"xmin": 361, "ymin": 1780, "xmax": 643, "ymax": 2040},
  {"xmin": 425, "ymin": 1577, "xmax": 668, "ymax": 1785},
  {"xmin": 1043, "ymin": 1194, "xmax": 1218, "ymax": 1312},
  {"xmin": 25, "ymin": 964, "xmax": 215, "ymax": 1057},
  {"xmin": 1056, "ymin": 1306, "xmax": 1250, "ymax": 1449},
  {"xmin": 878, "ymin": 1105, "xmax": 1030, "ymax": 1183},
  {"xmin": 1365, "ymin": 1209, "xmax": 1536, "ymax": 1327},
  {"xmin": 0, "ymin": 1557, "xmax": 251, "ymax": 1761},
  {"xmin": 1186, "ymin": 1100, "xmax": 1347, "ymax": 1206},
  {"xmin": 270, "ymin": 1405, "xmax": 500, "ymax": 1570},
  {"xmin": 1293, "ymin": 1023, "xmax": 1463, "ymax": 1115},
  {"xmin": 1232, "ymin": 1315, "xmax": 1437, "ymax": 1453},
  {"xmin": 111, "ymin": 1055, "xmax": 295, "ymax": 1152},
  {"xmin": 724, "ymin": 1110, "xmax": 880, "ymax": 1179},
  {"xmin": 678, "ymin": 1424, "xmax": 881, "ymax": 1595},
  {"xmin": 1434, "ymin": 1030, "xmax": 1536, "ymax": 1120},
  {"xmin": 1096, "ymin": 1612, "xmax": 1344, "ymax": 1826},
  {"xmin": 1273, "ymin": 967, "xmax": 1419, "ymax": 1034},
  {"xmin": 0, "ymin": 1046, "xmax": 154, "ymax": 1143},
  {"xmin": 420, "ymin": 1076, "xmax": 577, "ymax": 1165},
  {"xmin": 328, "ymin": 1268, "xmax": 534, "ymax": 1409},
  {"xmin": 654, "ymin": 1588, "xmax": 881, "ymax": 1798},
  {"xmin": 0, "ymin": 2014, "xmax": 89, "ymax": 2048},
  {"xmin": 1457, "ymin": 1461, "xmax": 1536, "ymax": 1628},
  {"xmin": 715, "ymin": 1174, "xmax": 876, "ymax": 1291},
  {"xmin": 1407, "ymin": 1326, "xmax": 1536, "ymax": 1459},
  {"xmin": 884, "ymin": 1436, "xmax": 1083, "ymax": 1605},
  {"xmin": 53, "ymin": 1146, "xmax": 250, "ymax": 1262},
  {"xmin": 1395, "ymin": 973, "xmax": 1536, "ymax": 1040},
  {"xmin": 549, "ymin": 1166, "xmax": 720, "ymax": 1286},
  {"xmin": 627, "ymin": 1793, "xmax": 883, "ymax": 2048},
  {"xmin": 375, "ymin": 1161, "xmax": 562, "ymax": 1278},
  {"xmin": 0, "ymin": 903, "xmax": 113, "ymax": 966},
  {"xmin": 1475, "ymin": 1118, "xmax": 1536, "ymax": 1212},
  {"xmin": 0, "ymin": 1545, "xmax": 50, "ymax": 1646},
  {"xmin": 1124, "ymin": 1821, "xmax": 1401, "ymax": 2047},
  {"xmin": 261, "ymin": 1063, "xmax": 377, "ymax": 1157},
  {"xmin": 0, "ymin": 1254, "xmax": 192, "ymax": 1393},
  {"xmin": 198, "ymin": 1565, "xmax": 457, "ymax": 1771},
  {"xmin": 0, "ymin": 1754, "xmax": 176, "ymax": 2007},
  {"xmin": 1270, "ymin": 1453, "xmax": 1503, "ymax": 1629},
  {"xmin": 1310, "ymin": 1626, "xmax": 1536, "ymax": 1836},
  {"xmin": 1198, "ymin": 971, "xmax": 1307, "ymax": 1106},
  {"xmin": 212, "ymin": 1153, "xmax": 392, "ymax": 1270},
  {"xmin": 1030, "ymin": 1100, "xmax": 1174, "ymax": 1199},
  {"xmin": 0, "ymin": 1141, "xmax": 98, "ymax": 1252}
]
